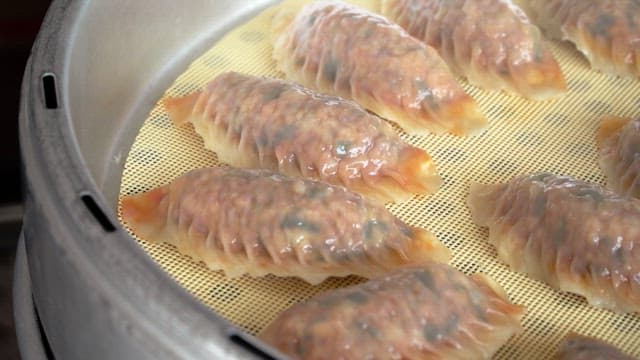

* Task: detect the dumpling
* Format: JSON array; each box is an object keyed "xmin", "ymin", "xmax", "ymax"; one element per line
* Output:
[
  {"xmin": 468, "ymin": 173, "xmax": 640, "ymax": 313},
  {"xmin": 260, "ymin": 265, "xmax": 524, "ymax": 360},
  {"xmin": 165, "ymin": 72, "xmax": 441, "ymax": 203},
  {"xmin": 555, "ymin": 333, "xmax": 635, "ymax": 360},
  {"xmin": 120, "ymin": 167, "xmax": 450, "ymax": 285},
  {"xmin": 519, "ymin": 0, "xmax": 640, "ymax": 78},
  {"xmin": 381, "ymin": 0, "xmax": 567, "ymax": 100},
  {"xmin": 597, "ymin": 115, "xmax": 640, "ymax": 199},
  {"xmin": 271, "ymin": 0, "xmax": 487, "ymax": 136}
]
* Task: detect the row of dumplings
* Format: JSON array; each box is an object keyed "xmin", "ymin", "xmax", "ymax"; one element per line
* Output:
[
  {"xmin": 270, "ymin": 0, "xmax": 640, "ymax": 137},
  {"xmin": 121, "ymin": 169, "xmax": 640, "ymax": 358},
  {"xmin": 120, "ymin": 0, "xmax": 640, "ymax": 358}
]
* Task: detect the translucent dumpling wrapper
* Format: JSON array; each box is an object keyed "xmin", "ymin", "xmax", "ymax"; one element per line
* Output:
[
  {"xmin": 120, "ymin": 167, "xmax": 450, "ymax": 285},
  {"xmin": 165, "ymin": 72, "xmax": 442, "ymax": 204},
  {"xmin": 468, "ymin": 173, "xmax": 640, "ymax": 313},
  {"xmin": 597, "ymin": 115, "xmax": 640, "ymax": 199},
  {"xmin": 555, "ymin": 333, "xmax": 636, "ymax": 360},
  {"xmin": 518, "ymin": 0, "xmax": 640, "ymax": 78},
  {"xmin": 260, "ymin": 265, "xmax": 524, "ymax": 360},
  {"xmin": 381, "ymin": 0, "xmax": 567, "ymax": 100},
  {"xmin": 271, "ymin": 0, "xmax": 487, "ymax": 136}
]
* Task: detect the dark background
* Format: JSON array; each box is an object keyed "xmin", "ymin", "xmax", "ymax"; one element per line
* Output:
[
  {"xmin": 2, "ymin": 1, "xmax": 52, "ymax": 359},
  {"xmin": 2, "ymin": 0, "xmax": 51, "ymax": 204}
]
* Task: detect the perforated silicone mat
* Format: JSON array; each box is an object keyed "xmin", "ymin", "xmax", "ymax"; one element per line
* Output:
[{"xmin": 118, "ymin": 1, "xmax": 640, "ymax": 358}]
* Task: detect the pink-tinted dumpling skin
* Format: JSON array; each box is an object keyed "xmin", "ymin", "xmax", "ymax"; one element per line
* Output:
[
  {"xmin": 468, "ymin": 173, "xmax": 640, "ymax": 313},
  {"xmin": 519, "ymin": 0, "xmax": 640, "ymax": 78},
  {"xmin": 555, "ymin": 333, "xmax": 636, "ymax": 360},
  {"xmin": 120, "ymin": 167, "xmax": 450, "ymax": 285},
  {"xmin": 598, "ymin": 116, "xmax": 640, "ymax": 199},
  {"xmin": 260, "ymin": 265, "xmax": 524, "ymax": 360},
  {"xmin": 382, "ymin": 0, "xmax": 567, "ymax": 99},
  {"xmin": 271, "ymin": 0, "xmax": 487, "ymax": 136},
  {"xmin": 165, "ymin": 72, "xmax": 442, "ymax": 204}
]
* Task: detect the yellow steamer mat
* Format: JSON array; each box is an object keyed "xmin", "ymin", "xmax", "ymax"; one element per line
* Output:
[{"xmin": 118, "ymin": 1, "xmax": 640, "ymax": 358}]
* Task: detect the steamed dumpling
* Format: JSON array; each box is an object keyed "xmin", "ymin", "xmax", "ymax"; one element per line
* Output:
[
  {"xmin": 555, "ymin": 333, "xmax": 635, "ymax": 360},
  {"xmin": 597, "ymin": 115, "xmax": 640, "ymax": 199},
  {"xmin": 382, "ymin": 0, "xmax": 567, "ymax": 99},
  {"xmin": 271, "ymin": 0, "xmax": 487, "ymax": 136},
  {"xmin": 165, "ymin": 72, "xmax": 441, "ymax": 203},
  {"xmin": 468, "ymin": 173, "xmax": 640, "ymax": 313},
  {"xmin": 121, "ymin": 167, "xmax": 450, "ymax": 285},
  {"xmin": 519, "ymin": 0, "xmax": 640, "ymax": 78},
  {"xmin": 261, "ymin": 265, "xmax": 524, "ymax": 359}
]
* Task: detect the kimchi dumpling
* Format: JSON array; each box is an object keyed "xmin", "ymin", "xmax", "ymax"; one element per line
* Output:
[
  {"xmin": 519, "ymin": 0, "xmax": 640, "ymax": 78},
  {"xmin": 381, "ymin": 0, "xmax": 567, "ymax": 100},
  {"xmin": 120, "ymin": 167, "xmax": 450, "ymax": 285},
  {"xmin": 260, "ymin": 265, "xmax": 524, "ymax": 360},
  {"xmin": 597, "ymin": 115, "xmax": 640, "ymax": 199},
  {"xmin": 165, "ymin": 72, "xmax": 442, "ymax": 203},
  {"xmin": 555, "ymin": 333, "xmax": 635, "ymax": 360},
  {"xmin": 468, "ymin": 173, "xmax": 640, "ymax": 313},
  {"xmin": 271, "ymin": 0, "xmax": 487, "ymax": 136}
]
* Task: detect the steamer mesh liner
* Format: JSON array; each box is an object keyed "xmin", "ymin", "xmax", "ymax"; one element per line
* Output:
[{"xmin": 118, "ymin": 1, "xmax": 640, "ymax": 358}]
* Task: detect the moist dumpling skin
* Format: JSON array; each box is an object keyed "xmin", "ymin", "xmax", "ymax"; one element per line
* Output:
[
  {"xmin": 381, "ymin": 0, "xmax": 567, "ymax": 100},
  {"xmin": 121, "ymin": 167, "xmax": 450, "ymax": 285},
  {"xmin": 260, "ymin": 265, "xmax": 524, "ymax": 360},
  {"xmin": 555, "ymin": 333, "xmax": 636, "ymax": 360},
  {"xmin": 518, "ymin": 0, "xmax": 640, "ymax": 78},
  {"xmin": 468, "ymin": 173, "xmax": 640, "ymax": 313},
  {"xmin": 165, "ymin": 72, "xmax": 442, "ymax": 204},
  {"xmin": 598, "ymin": 115, "xmax": 640, "ymax": 199},
  {"xmin": 271, "ymin": 0, "xmax": 487, "ymax": 136}
]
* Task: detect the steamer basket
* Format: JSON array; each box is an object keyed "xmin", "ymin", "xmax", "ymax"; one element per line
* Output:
[{"xmin": 20, "ymin": 0, "xmax": 640, "ymax": 359}]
